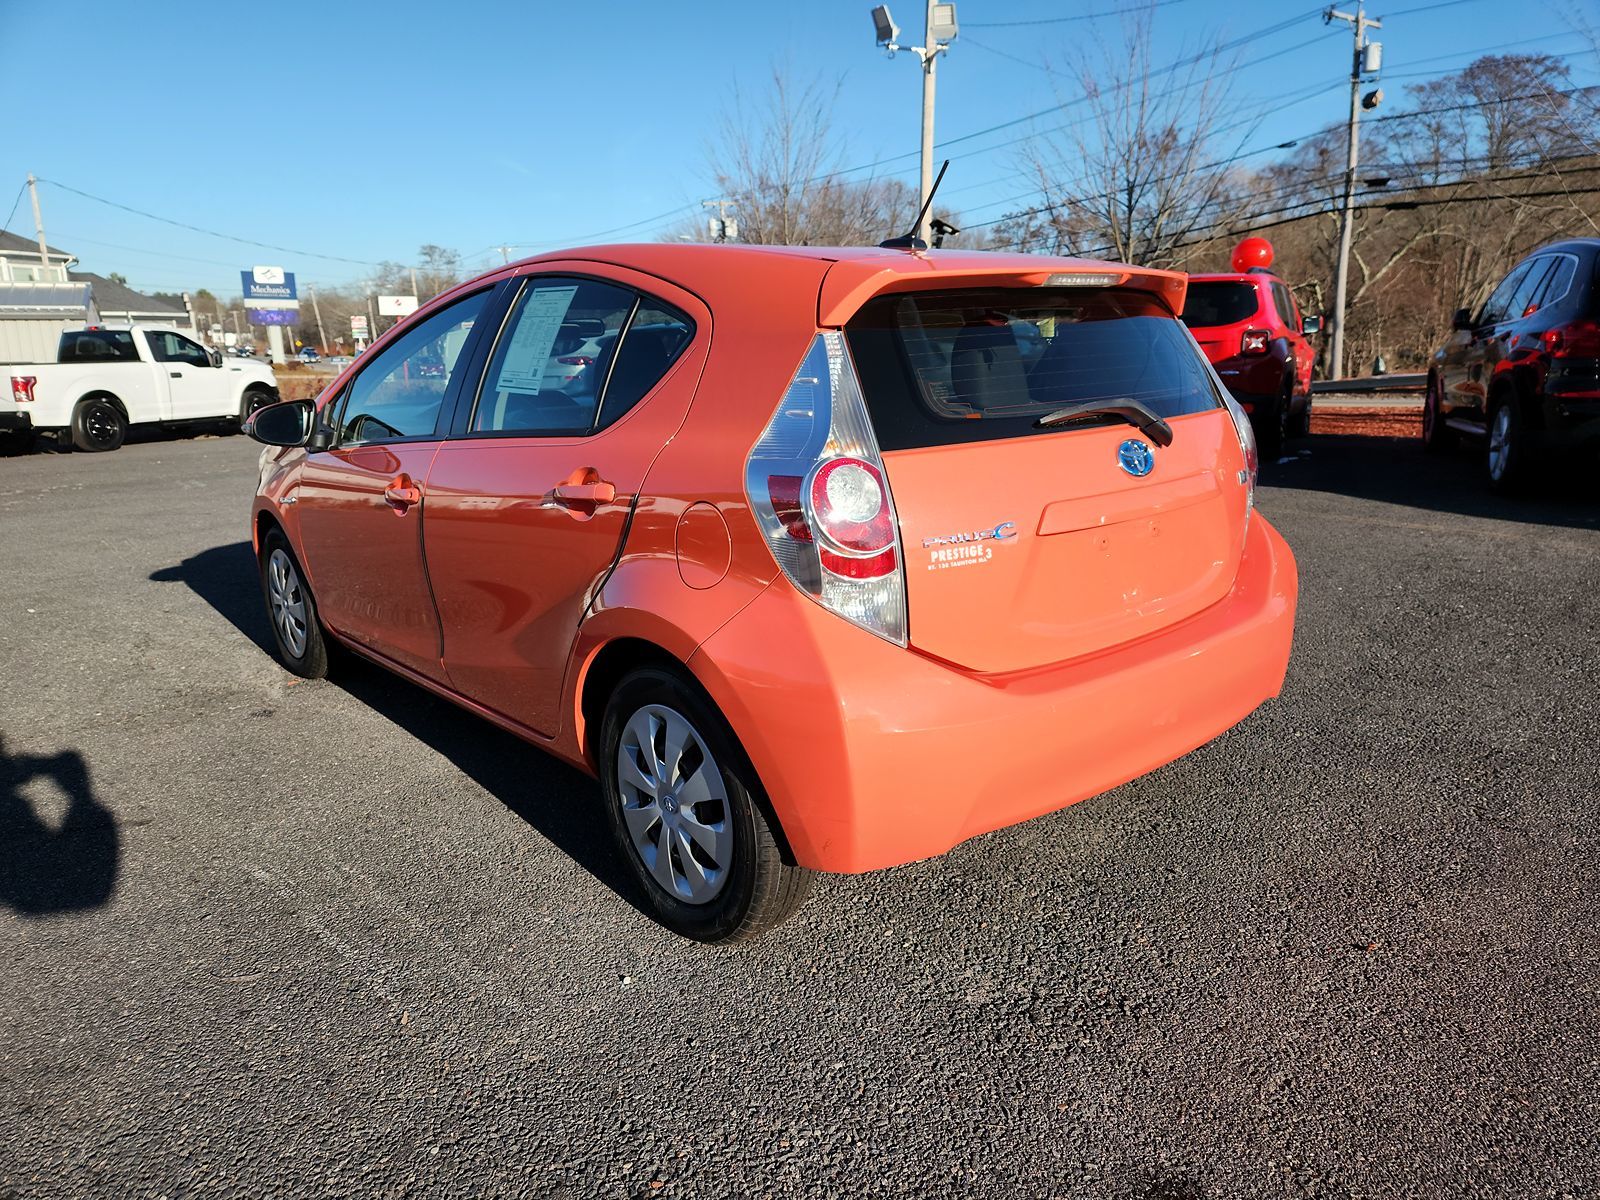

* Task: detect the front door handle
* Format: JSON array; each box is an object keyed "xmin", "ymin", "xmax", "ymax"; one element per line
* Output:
[
  {"xmin": 383, "ymin": 474, "xmax": 422, "ymax": 511},
  {"xmin": 170, "ymin": 371, "xmax": 183, "ymax": 378}
]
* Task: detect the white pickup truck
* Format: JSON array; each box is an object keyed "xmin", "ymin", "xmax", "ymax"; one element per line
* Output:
[{"xmin": 2, "ymin": 325, "xmax": 279, "ymax": 452}]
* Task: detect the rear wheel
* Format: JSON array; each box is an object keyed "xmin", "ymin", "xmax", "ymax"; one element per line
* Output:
[
  {"xmin": 1485, "ymin": 399, "xmax": 1528, "ymax": 493},
  {"xmin": 600, "ymin": 666, "xmax": 813, "ymax": 942},
  {"xmin": 1289, "ymin": 390, "xmax": 1312, "ymax": 438},
  {"xmin": 1422, "ymin": 373, "xmax": 1454, "ymax": 451},
  {"xmin": 71, "ymin": 396, "xmax": 127, "ymax": 452},
  {"xmin": 1255, "ymin": 388, "xmax": 1288, "ymax": 459},
  {"xmin": 259, "ymin": 530, "xmax": 331, "ymax": 678}
]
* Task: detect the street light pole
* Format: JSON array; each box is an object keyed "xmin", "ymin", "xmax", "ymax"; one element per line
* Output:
[
  {"xmin": 1326, "ymin": 3, "xmax": 1382, "ymax": 380},
  {"xmin": 874, "ymin": 3, "xmax": 958, "ymax": 245}
]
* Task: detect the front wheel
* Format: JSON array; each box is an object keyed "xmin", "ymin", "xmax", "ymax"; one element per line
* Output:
[
  {"xmin": 259, "ymin": 530, "xmax": 332, "ymax": 678},
  {"xmin": 71, "ymin": 397, "xmax": 127, "ymax": 452},
  {"xmin": 600, "ymin": 667, "xmax": 813, "ymax": 942},
  {"xmin": 237, "ymin": 387, "xmax": 276, "ymax": 433},
  {"xmin": 1422, "ymin": 374, "xmax": 1453, "ymax": 451}
]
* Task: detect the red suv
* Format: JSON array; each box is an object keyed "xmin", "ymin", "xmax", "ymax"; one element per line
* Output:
[{"xmin": 1182, "ymin": 238, "xmax": 1320, "ymax": 456}]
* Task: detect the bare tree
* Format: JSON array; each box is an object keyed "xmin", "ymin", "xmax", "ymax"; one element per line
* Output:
[
  {"xmin": 698, "ymin": 67, "xmax": 956, "ymax": 247},
  {"xmin": 994, "ymin": 10, "xmax": 1243, "ymax": 267}
]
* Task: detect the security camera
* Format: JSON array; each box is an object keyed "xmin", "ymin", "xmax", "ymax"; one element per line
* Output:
[{"xmin": 872, "ymin": 5, "xmax": 900, "ymax": 47}]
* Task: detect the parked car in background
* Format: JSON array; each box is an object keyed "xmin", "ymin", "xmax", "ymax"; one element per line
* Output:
[
  {"xmin": 244, "ymin": 244, "xmax": 1297, "ymax": 941},
  {"xmin": 1426, "ymin": 237, "xmax": 1600, "ymax": 490},
  {"xmin": 3, "ymin": 325, "xmax": 279, "ymax": 452},
  {"xmin": 234, "ymin": 345, "xmax": 256, "ymax": 358},
  {"xmin": 298, "ymin": 347, "xmax": 321, "ymax": 364},
  {"xmin": 1182, "ymin": 237, "xmax": 1320, "ymax": 457}
]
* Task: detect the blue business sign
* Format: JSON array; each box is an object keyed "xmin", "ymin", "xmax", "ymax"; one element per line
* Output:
[
  {"xmin": 241, "ymin": 268, "xmax": 298, "ymax": 302},
  {"xmin": 247, "ymin": 308, "xmax": 298, "ymax": 326}
]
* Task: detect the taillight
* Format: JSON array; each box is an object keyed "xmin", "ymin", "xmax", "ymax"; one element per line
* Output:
[
  {"xmin": 1240, "ymin": 329, "xmax": 1270, "ymax": 355},
  {"xmin": 1222, "ymin": 390, "xmax": 1258, "ymax": 535},
  {"xmin": 1542, "ymin": 319, "xmax": 1600, "ymax": 358},
  {"xmin": 745, "ymin": 332, "xmax": 907, "ymax": 644},
  {"xmin": 10, "ymin": 376, "xmax": 36, "ymax": 404}
]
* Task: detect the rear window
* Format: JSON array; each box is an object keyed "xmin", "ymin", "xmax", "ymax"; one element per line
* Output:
[
  {"xmin": 1180, "ymin": 282, "xmax": 1260, "ymax": 328},
  {"xmin": 59, "ymin": 330, "xmax": 139, "ymax": 363},
  {"xmin": 846, "ymin": 287, "xmax": 1222, "ymax": 451}
]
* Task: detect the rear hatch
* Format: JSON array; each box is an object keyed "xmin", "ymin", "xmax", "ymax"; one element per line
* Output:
[
  {"xmin": 845, "ymin": 283, "xmax": 1251, "ymax": 674},
  {"xmin": 1180, "ymin": 278, "xmax": 1262, "ymax": 364}
]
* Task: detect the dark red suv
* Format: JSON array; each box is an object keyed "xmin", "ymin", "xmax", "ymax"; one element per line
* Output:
[
  {"xmin": 1182, "ymin": 238, "xmax": 1320, "ymax": 456},
  {"xmin": 1426, "ymin": 238, "xmax": 1600, "ymax": 490}
]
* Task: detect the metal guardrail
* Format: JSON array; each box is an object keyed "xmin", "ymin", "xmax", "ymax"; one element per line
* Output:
[{"xmin": 1310, "ymin": 373, "xmax": 1426, "ymax": 394}]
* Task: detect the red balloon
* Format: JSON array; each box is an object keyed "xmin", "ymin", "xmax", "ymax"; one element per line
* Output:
[{"xmin": 1231, "ymin": 237, "xmax": 1274, "ymax": 272}]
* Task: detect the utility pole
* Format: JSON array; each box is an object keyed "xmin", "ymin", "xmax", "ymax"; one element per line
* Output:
[
  {"xmin": 409, "ymin": 266, "xmax": 420, "ymax": 300},
  {"xmin": 498, "ymin": 245, "xmax": 511, "ymax": 265},
  {"xmin": 367, "ymin": 288, "xmax": 379, "ymax": 338},
  {"xmin": 874, "ymin": 4, "xmax": 958, "ymax": 246},
  {"xmin": 26, "ymin": 174, "xmax": 49, "ymax": 270},
  {"xmin": 1325, "ymin": 4, "xmax": 1382, "ymax": 380},
  {"xmin": 702, "ymin": 198, "xmax": 737, "ymax": 243},
  {"xmin": 308, "ymin": 282, "xmax": 329, "ymax": 352}
]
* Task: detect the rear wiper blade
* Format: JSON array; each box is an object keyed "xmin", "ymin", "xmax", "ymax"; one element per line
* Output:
[{"xmin": 1034, "ymin": 399, "xmax": 1174, "ymax": 447}]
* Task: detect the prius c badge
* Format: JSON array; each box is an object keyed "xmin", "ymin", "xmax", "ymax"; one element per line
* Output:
[{"xmin": 1117, "ymin": 439, "xmax": 1155, "ymax": 477}]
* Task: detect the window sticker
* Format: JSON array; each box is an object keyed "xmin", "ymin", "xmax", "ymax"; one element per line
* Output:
[{"xmin": 496, "ymin": 286, "xmax": 579, "ymax": 394}]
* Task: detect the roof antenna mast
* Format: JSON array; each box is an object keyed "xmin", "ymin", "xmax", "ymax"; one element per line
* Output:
[{"xmin": 880, "ymin": 159, "xmax": 950, "ymax": 251}]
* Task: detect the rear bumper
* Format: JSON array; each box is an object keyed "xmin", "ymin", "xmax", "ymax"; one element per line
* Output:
[
  {"xmin": 0, "ymin": 410, "xmax": 33, "ymax": 435},
  {"xmin": 690, "ymin": 514, "xmax": 1298, "ymax": 873}
]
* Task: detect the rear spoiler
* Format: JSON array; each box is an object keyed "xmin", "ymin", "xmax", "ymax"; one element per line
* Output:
[{"xmin": 818, "ymin": 260, "xmax": 1189, "ymax": 327}]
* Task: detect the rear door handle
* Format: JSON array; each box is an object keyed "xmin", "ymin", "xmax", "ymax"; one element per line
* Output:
[
  {"xmin": 551, "ymin": 481, "xmax": 616, "ymax": 504},
  {"xmin": 383, "ymin": 475, "xmax": 422, "ymax": 511},
  {"xmin": 169, "ymin": 371, "xmax": 183, "ymax": 378}
]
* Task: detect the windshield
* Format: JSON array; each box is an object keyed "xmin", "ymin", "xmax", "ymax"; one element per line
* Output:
[
  {"xmin": 1181, "ymin": 281, "xmax": 1260, "ymax": 328},
  {"xmin": 845, "ymin": 287, "xmax": 1223, "ymax": 451}
]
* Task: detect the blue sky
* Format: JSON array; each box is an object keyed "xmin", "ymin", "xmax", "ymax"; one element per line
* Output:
[{"xmin": 1, "ymin": 0, "xmax": 1594, "ymax": 298}]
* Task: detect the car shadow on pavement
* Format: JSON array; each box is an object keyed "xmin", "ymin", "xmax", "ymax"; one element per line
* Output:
[
  {"xmin": 1262, "ymin": 435, "xmax": 1600, "ymax": 530},
  {"xmin": 0, "ymin": 737, "xmax": 120, "ymax": 915},
  {"xmin": 149, "ymin": 541, "xmax": 278, "ymax": 656},
  {"xmin": 327, "ymin": 655, "xmax": 651, "ymax": 919}
]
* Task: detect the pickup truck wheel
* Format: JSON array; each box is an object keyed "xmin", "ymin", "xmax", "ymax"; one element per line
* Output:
[
  {"xmin": 71, "ymin": 397, "xmax": 127, "ymax": 452},
  {"xmin": 600, "ymin": 666, "xmax": 813, "ymax": 942},
  {"xmin": 238, "ymin": 387, "xmax": 275, "ymax": 433}
]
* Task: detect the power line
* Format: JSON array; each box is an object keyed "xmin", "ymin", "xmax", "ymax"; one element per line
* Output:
[
  {"xmin": 965, "ymin": 0, "xmax": 1196, "ymax": 28},
  {"xmin": 36, "ymin": 178, "xmax": 383, "ymax": 266},
  {"xmin": 0, "ymin": 180, "xmax": 26, "ymax": 235}
]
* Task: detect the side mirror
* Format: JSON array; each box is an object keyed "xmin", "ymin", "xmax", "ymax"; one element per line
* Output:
[
  {"xmin": 1452, "ymin": 308, "xmax": 1473, "ymax": 331},
  {"xmin": 208, "ymin": 348, "xmax": 223, "ymax": 367},
  {"xmin": 245, "ymin": 398, "xmax": 314, "ymax": 447},
  {"xmin": 1301, "ymin": 314, "xmax": 1323, "ymax": 335}
]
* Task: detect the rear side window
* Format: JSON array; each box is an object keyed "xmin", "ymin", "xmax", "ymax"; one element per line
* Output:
[
  {"xmin": 1181, "ymin": 282, "xmax": 1259, "ymax": 328},
  {"xmin": 471, "ymin": 279, "xmax": 693, "ymax": 436},
  {"xmin": 1533, "ymin": 256, "xmax": 1577, "ymax": 310},
  {"xmin": 59, "ymin": 330, "xmax": 139, "ymax": 363},
  {"xmin": 1506, "ymin": 257, "xmax": 1556, "ymax": 322},
  {"xmin": 847, "ymin": 287, "xmax": 1222, "ymax": 451}
]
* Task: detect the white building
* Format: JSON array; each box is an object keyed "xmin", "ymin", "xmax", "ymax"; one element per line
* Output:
[{"xmin": 0, "ymin": 230, "xmax": 191, "ymax": 363}]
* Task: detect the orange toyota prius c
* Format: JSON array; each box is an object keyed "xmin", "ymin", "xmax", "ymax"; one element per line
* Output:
[{"xmin": 245, "ymin": 243, "xmax": 1298, "ymax": 941}]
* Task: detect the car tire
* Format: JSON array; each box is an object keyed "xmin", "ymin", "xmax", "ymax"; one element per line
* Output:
[
  {"xmin": 1422, "ymin": 373, "xmax": 1454, "ymax": 451},
  {"xmin": 237, "ymin": 387, "xmax": 277, "ymax": 433},
  {"xmin": 259, "ymin": 529, "xmax": 332, "ymax": 679},
  {"xmin": 1256, "ymin": 389, "xmax": 1287, "ymax": 460},
  {"xmin": 71, "ymin": 396, "xmax": 127, "ymax": 452},
  {"xmin": 1485, "ymin": 398, "xmax": 1528, "ymax": 493},
  {"xmin": 600, "ymin": 666, "xmax": 813, "ymax": 942}
]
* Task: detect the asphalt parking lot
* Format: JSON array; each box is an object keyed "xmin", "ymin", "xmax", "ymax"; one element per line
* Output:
[{"xmin": 3, "ymin": 430, "xmax": 1598, "ymax": 1199}]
